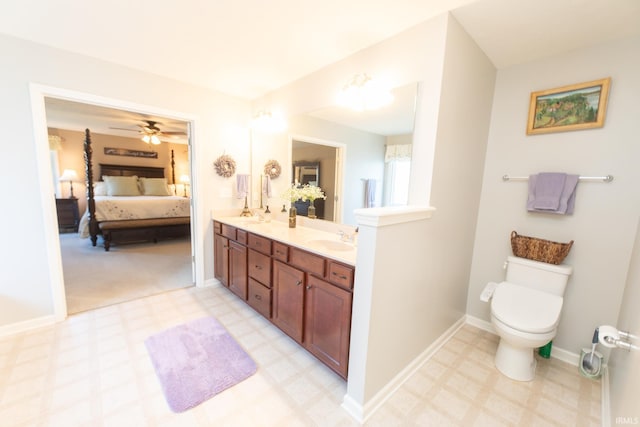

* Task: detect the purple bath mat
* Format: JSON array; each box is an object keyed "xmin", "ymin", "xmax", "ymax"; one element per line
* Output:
[{"xmin": 144, "ymin": 316, "xmax": 257, "ymax": 412}]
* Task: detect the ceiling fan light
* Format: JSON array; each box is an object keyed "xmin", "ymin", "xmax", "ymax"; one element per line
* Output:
[
  {"xmin": 150, "ymin": 134, "xmax": 161, "ymax": 145},
  {"xmin": 142, "ymin": 134, "xmax": 151, "ymax": 144}
]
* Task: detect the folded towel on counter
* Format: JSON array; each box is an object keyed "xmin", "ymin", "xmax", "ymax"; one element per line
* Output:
[
  {"xmin": 527, "ymin": 173, "xmax": 579, "ymax": 214},
  {"xmin": 236, "ymin": 174, "xmax": 249, "ymax": 199}
]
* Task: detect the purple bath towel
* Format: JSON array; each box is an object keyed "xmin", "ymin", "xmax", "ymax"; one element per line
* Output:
[
  {"xmin": 532, "ymin": 172, "xmax": 566, "ymax": 210},
  {"xmin": 527, "ymin": 173, "xmax": 579, "ymax": 215}
]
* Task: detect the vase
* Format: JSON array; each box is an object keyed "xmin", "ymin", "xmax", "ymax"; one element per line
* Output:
[
  {"xmin": 307, "ymin": 201, "xmax": 317, "ymax": 219},
  {"xmin": 288, "ymin": 206, "xmax": 297, "ymax": 228}
]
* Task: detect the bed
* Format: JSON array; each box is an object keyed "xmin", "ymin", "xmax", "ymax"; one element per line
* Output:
[{"xmin": 82, "ymin": 129, "xmax": 191, "ymax": 251}]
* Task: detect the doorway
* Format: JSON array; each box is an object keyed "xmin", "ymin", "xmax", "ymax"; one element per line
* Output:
[
  {"xmin": 291, "ymin": 136, "xmax": 345, "ymax": 223},
  {"xmin": 31, "ymin": 84, "xmax": 201, "ymax": 320}
]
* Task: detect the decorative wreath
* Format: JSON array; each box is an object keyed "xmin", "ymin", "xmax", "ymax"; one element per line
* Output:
[
  {"xmin": 213, "ymin": 154, "xmax": 236, "ymax": 178},
  {"xmin": 264, "ymin": 159, "xmax": 282, "ymax": 179}
]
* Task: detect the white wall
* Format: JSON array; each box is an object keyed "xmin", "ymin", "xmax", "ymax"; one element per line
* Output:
[
  {"xmin": 467, "ymin": 35, "xmax": 640, "ymax": 354},
  {"xmin": 345, "ymin": 14, "xmax": 496, "ymax": 419},
  {"xmin": 608, "ymin": 217, "xmax": 640, "ymax": 424},
  {"xmin": 0, "ymin": 33, "xmax": 250, "ymax": 329}
]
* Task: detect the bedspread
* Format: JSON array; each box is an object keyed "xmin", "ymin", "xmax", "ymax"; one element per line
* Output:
[{"xmin": 78, "ymin": 196, "xmax": 190, "ymax": 238}]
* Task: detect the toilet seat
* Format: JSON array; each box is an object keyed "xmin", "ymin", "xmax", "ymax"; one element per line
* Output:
[{"xmin": 491, "ymin": 282, "xmax": 563, "ymax": 334}]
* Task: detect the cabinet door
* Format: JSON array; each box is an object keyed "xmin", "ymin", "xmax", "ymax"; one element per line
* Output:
[
  {"xmin": 229, "ymin": 240, "xmax": 248, "ymax": 300},
  {"xmin": 273, "ymin": 260, "xmax": 305, "ymax": 343},
  {"xmin": 304, "ymin": 275, "xmax": 353, "ymax": 379},
  {"xmin": 214, "ymin": 233, "xmax": 229, "ymax": 287}
]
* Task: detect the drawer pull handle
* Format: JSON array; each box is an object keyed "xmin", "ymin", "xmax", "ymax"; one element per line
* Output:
[
  {"xmin": 255, "ymin": 294, "xmax": 262, "ymax": 300},
  {"xmin": 332, "ymin": 272, "xmax": 348, "ymax": 280},
  {"xmin": 306, "ymin": 285, "xmax": 312, "ymax": 290},
  {"xmin": 296, "ymin": 280, "xmax": 302, "ymax": 286},
  {"xmin": 255, "ymin": 265, "xmax": 262, "ymax": 270}
]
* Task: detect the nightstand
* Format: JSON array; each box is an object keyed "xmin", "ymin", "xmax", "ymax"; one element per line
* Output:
[{"xmin": 56, "ymin": 198, "xmax": 80, "ymax": 233}]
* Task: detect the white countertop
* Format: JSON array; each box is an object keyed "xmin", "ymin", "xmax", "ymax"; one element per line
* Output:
[{"xmin": 215, "ymin": 216, "xmax": 357, "ymax": 266}]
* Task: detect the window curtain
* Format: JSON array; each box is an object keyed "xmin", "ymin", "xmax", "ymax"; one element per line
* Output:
[
  {"xmin": 383, "ymin": 144, "xmax": 412, "ymax": 206},
  {"xmin": 384, "ymin": 144, "xmax": 412, "ymax": 163}
]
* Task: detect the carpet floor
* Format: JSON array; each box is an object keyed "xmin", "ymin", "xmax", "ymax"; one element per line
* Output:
[{"xmin": 60, "ymin": 233, "xmax": 193, "ymax": 314}]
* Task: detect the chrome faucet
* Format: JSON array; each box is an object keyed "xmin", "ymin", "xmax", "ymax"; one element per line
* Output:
[{"xmin": 338, "ymin": 230, "xmax": 356, "ymax": 243}]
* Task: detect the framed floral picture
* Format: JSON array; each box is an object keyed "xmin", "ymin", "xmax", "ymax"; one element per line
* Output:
[{"xmin": 526, "ymin": 77, "xmax": 611, "ymax": 135}]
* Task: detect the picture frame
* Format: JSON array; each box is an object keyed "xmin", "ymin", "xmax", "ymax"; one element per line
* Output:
[
  {"xmin": 526, "ymin": 77, "xmax": 611, "ymax": 135},
  {"xmin": 104, "ymin": 147, "xmax": 158, "ymax": 159}
]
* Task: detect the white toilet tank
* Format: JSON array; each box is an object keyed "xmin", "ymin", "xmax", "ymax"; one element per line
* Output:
[{"xmin": 505, "ymin": 256, "xmax": 573, "ymax": 296}]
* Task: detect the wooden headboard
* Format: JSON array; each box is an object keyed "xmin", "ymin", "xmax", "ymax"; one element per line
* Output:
[{"xmin": 99, "ymin": 163, "xmax": 165, "ymax": 179}]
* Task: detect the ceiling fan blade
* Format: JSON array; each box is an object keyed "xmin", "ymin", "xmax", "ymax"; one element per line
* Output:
[
  {"xmin": 109, "ymin": 126, "xmax": 140, "ymax": 132},
  {"xmin": 161, "ymin": 131, "xmax": 188, "ymax": 136}
]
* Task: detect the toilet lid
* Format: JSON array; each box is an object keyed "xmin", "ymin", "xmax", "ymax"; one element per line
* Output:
[{"xmin": 492, "ymin": 282, "xmax": 563, "ymax": 334}]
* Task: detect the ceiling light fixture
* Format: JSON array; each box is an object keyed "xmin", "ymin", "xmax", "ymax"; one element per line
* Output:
[
  {"xmin": 142, "ymin": 134, "xmax": 161, "ymax": 145},
  {"xmin": 251, "ymin": 110, "xmax": 287, "ymax": 133},
  {"xmin": 337, "ymin": 73, "xmax": 394, "ymax": 112}
]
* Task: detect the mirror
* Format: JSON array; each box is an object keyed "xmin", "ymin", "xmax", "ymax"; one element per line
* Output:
[
  {"xmin": 249, "ymin": 82, "xmax": 418, "ymax": 225},
  {"xmin": 293, "ymin": 162, "xmax": 320, "ymax": 186},
  {"xmin": 291, "ymin": 82, "xmax": 418, "ymax": 225}
]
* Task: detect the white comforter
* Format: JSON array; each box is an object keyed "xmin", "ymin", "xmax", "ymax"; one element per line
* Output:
[{"xmin": 78, "ymin": 196, "xmax": 191, "ymax": 238}]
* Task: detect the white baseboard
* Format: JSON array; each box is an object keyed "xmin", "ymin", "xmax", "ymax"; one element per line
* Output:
[
  {"xmin": 342, "ymin": 316, "xmax": 467, "ymax": 424},
  {"xmin": 464, "ymin": 314, "xmax": 580, "ymax": 366},
  {"xmin": 201, "ymin": 278, "xmax": 222, "ymax": 287},
  {"xmin": 0, "ymin": 314, "xmax": 56, "ymax": 339}
]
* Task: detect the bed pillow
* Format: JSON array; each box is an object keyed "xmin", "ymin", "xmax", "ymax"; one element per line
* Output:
[
  {"xmin": 139, "ymin": 177, "xmax": 171, "ymax": 196},
  {"xmin": 103, "ymin": 175, "xmax": 141, "ymax": 196},
  {"xmin": 93, "ymin": 181, "xmax": 107, "ymax": 196}
]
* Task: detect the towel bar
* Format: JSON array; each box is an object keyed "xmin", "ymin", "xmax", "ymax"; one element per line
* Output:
[{"xmin": 502, "ymin": 174, "xmax": 613, "ymax": 182}]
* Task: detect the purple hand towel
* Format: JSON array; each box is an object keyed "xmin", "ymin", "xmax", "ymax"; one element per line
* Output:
[
  {"xmin": 532, "ymin": 173, "xmax": 566, "ymax": 210},
  {"xmin": 557, "ymin": 174, "xmax": 579, "ymax": 214}
]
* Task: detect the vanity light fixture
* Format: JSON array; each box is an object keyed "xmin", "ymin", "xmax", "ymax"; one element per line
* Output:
[
  {"xmin": 251, "ymin": 110, "xmax": 287, "ymax": 133},
  {"xmin": 337, "ymin": 73, "xmax": 394, "ymax": 111}
]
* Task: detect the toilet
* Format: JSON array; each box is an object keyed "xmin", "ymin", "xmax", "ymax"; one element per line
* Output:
[{"xmin": 482, "ymin": 256, "xmax": 573, "ymax": 381}]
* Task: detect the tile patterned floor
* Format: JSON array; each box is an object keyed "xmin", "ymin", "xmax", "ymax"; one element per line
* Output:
[{"xmin": 0, "ymin": 285, "xmax": 601, "ymax": 426}]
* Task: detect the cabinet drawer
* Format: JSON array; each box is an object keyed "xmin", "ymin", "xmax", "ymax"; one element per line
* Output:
[
  {"xmin": 237, "ymin": 229, "xmax": 248, "ymax": 245},
  {"xmin": 289, "ymin": 247, "xmax": 325, "ymax": 278},
  {"xmin": 248, "ymin": 249, "xmax": 271, "ymax": 287},
  {"xmin": 221, "ymin": 223, "xmax": 236, "ymax": 240},
  {"xmin": 213, "ymin": 221, "xmax": 222, "ymax": 234},
  {"xmin": 327, "ymin": 262, "xmax": 354, "ymax": 290},
  {"xmin": 272, "ymin": 241, "xmax": 288, "ymax": 262},
  {"xmin": 248, "ymin": 233, "xmax": 271, "ymax": 255},
  {"xmin": 248, "ymin": 278, "xmax": 271, "ymax": 318}
]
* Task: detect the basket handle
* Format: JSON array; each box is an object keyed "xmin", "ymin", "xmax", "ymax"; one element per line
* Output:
[{"xmin": 511, "ymin": 230, "xmax": 518, "ymax": 239}]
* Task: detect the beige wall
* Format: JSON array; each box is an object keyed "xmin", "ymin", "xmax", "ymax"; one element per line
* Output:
[
  {"xmin": 50, "ymin": 128, "xmax": 190, "ymax": 214},
  {"xmin": 467, "ymin": 35, "xmax": 640, "ymax": 354},
  {"xmin": 608, "ymin": 217, "xmax": 640, "ymax": 424},
  {"xmin": 0, "ymin": 32, "xmax": 249, "ymax": 329}
]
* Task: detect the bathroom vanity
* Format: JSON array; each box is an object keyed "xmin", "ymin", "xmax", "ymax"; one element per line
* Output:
[{"xmin": 213, "ymin": 217, "xmax": 356, "ymax": 378}]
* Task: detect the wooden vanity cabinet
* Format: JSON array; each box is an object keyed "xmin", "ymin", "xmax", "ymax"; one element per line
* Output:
[
  {"xmin": 272, "ymin": 260, "xmax": 305, "ymax": 343},
  {"xmin": 214, "ymin": 220, "xmax": 355, "ymax": 379},
  {"xmin": 228, "ymin": 240, "xmax": 247, "ymax": 300},
  {"xmin": 304, "ymin": 275, "xmax": 353, "ymax": 378}
]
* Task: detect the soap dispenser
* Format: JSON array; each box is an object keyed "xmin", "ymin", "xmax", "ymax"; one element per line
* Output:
[{"xmin": 264, "ymin": 205, "xmax": 271, "ymax": 223}]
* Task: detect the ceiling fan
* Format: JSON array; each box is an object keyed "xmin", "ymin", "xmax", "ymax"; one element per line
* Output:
[{"xmin": 110, "ymin": 120, "xmax": 187, "ymax": 145}]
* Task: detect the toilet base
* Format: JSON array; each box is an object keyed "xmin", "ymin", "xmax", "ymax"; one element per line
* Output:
[{"xmin": 495, "ymin": 339, "xmax": 537, "ymax": 381}]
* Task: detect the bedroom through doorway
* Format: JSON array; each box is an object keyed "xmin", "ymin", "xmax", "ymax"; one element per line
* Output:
[{"xmin": 45, "ymin": 98, "xmax": 195, "ymax": 315}]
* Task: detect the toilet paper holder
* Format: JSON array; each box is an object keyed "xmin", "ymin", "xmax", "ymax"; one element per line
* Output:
[{"xmin": 598, "ymin": 325, "xmax": 637, "ymax": 351}]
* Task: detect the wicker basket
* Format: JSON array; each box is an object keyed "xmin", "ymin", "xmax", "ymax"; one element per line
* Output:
[{"xmin": 510, "ymin": 231, "xmax": 573, "ymax": 265}]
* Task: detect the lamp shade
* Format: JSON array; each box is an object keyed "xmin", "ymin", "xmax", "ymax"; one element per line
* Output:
[{"xmin": 59, "ymin": 169, "xmax": 78, "ymax": 182}]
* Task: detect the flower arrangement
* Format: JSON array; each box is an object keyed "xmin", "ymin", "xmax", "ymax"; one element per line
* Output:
[{"xmin": 282, "ymin": 184, "xmax": 327, "ymax": 203}]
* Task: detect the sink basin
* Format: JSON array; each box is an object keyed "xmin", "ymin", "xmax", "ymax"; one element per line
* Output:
[{"xmin": 307, "ymin": 239, "xmax": 354, "ymax": 252}]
